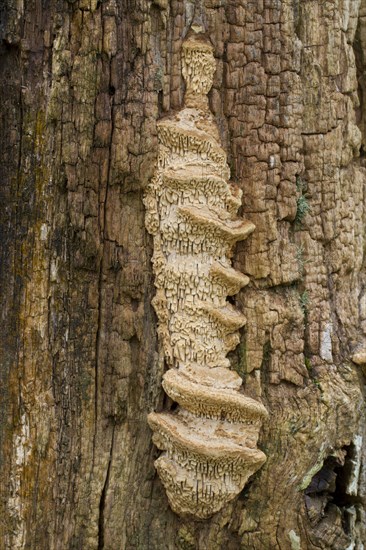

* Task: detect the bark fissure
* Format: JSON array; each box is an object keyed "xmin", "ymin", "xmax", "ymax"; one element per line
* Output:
[{"xmin": 97, "ymin": 422, "xmax": 115, "ymax": 550}]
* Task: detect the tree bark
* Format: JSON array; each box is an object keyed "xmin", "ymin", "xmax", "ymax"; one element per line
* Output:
[{"xmin": 1, "ymin": 0, "xmax": 366, "ymax": 548}]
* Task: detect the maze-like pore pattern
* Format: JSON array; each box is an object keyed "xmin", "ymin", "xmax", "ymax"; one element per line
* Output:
[{"xmin": 144, "ymin": 33, "xmax": 268, "ymax": 519}]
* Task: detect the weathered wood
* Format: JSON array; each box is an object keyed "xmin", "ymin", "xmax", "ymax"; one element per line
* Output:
[{"xmin": 1, "ymin": 0, "xmax": 365, "ymax": 548}]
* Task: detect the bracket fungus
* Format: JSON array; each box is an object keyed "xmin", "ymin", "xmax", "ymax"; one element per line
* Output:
[{"xmin": 144, "ymin": 32, "xmax": 268, "ymax": 519}]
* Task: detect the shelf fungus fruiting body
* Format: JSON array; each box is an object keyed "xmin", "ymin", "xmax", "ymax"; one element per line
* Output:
[{"xmin": 144, "ymin": 33, "xmax": 268, "ymax": 519}]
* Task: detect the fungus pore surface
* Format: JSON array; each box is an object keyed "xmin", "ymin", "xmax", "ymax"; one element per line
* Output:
[{"xmin": 144, "ymin": 33, "xmax": 268, "ymax": 519}]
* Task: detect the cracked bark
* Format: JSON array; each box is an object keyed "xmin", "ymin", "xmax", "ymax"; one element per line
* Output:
[{"xmin": 1, "ymin": 0, "xmax": 366, "ymax": 549}]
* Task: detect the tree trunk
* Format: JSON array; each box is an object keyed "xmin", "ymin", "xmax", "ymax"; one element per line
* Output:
[{"xmin": 1, "ymin": 0, "xmax": 366, "ymax": 548}]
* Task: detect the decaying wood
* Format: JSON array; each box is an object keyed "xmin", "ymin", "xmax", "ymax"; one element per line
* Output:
[{"xmin": 0, "ymin": 0, "xmax": 366, "ymax": 548}]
